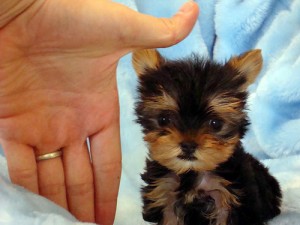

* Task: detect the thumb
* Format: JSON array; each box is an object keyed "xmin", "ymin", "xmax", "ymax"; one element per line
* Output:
[{"xmin": 125, "ymin": 1, "xmax": 200, "ymax": 49}]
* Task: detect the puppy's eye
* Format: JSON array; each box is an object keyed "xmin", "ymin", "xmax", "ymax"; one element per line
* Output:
[
  {"xmin": 209, "ymin": 119, "xmax": 224, "ymax": 132},
  {"xmin": 158, "ymin": 113, "xmax": 171, "ymax": 127}
]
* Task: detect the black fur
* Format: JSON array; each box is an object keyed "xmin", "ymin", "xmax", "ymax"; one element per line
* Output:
[{"xmin": 135, "ymin": 54, "xmax": 282, "ymax": 225}]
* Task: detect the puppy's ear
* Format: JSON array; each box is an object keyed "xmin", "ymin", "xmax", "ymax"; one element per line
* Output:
[
  {"xmin": 227, "ymin": 49, "xmax": 263, "ymax": 90},
  {"xmin": 132, "ymin": 49, "xmax": 164, "ymax": 76}
]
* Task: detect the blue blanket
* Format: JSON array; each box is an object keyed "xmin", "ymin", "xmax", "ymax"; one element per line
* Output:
[{"xmin": 1, "ymin": 1, "xmax": 300, "ymax": 224}]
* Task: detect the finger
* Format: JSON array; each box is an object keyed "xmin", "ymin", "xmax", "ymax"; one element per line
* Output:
[
  {"xmin": 36, "ymin": 149, "xmax": 67, "ymax": 209},
  {"xmin": 124, "ymin": 1, "xmax": 200, "ymax": 49},
  {"xmin": 33, "ymin": 0, "xmax": 198, "ymax": 55},
  {"xmin": 90, "ymin": 121, "xmax": 121, "ymax": 225},
  {"xmin": 63, "ymin": 142, "xmax": 95, "ymax": 222},
  {"xmin": 1, "ymin": 140, "xmax": 39, "ymax": 194}
]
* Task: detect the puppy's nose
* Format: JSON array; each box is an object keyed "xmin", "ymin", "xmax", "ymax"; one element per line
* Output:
[{"xmin": 180, "ymin": 141, "xmax": 198, "ymax": 155}]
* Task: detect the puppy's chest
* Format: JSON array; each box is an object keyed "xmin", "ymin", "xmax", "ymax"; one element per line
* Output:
[{"xmin": 147, "ymin": 172, "xmax": 239, "ymax": 225}]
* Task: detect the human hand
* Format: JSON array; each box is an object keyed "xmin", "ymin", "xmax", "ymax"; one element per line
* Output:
[{"xmin": 0, "ymin": 0, "xmax": 199, "ymax": 224}]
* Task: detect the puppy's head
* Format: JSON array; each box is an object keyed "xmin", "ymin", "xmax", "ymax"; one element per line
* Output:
[{"xmin": 133, "ymin": 49, "xmax": 262, "ymax": 174}]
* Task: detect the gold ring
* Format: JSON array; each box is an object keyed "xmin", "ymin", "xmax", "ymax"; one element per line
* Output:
[{"xmin": 36, "ymin": 150, "xmax": 63, "ymax": 162}]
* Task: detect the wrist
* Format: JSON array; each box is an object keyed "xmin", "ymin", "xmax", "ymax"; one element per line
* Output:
[{"xmin": 0, "ymin": 0, "xmax": 37, "ymax": 28}]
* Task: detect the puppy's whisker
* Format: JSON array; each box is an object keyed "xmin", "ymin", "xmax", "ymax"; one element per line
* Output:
[{"xmin": 151, "ymin": 145, "xmax": 181, "ymax": 160}]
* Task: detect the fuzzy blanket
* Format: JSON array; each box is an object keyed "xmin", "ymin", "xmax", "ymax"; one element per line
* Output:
[{"xmin": 1, "ymin": 0, "xmax": 300, "ymax": 224}]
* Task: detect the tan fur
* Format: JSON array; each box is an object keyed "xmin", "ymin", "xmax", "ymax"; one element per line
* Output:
[
  {"xmin": 144, "ymin": 176, "xmax": 179, "ymax": 210},
  {"xmin": 163, "ymin": 204, "xmax": 184, "ymax": 225},
  {"xmin": 145, "ymin": 129, "xmax": 185, "ymax": 173},
  {"xmin": 195, "ymin": 173, "xmax": 241, "ymax": 225},
  {"xmin": 145, "ymin": 127, "xmax": 239, "ymax": 175},
  {"xmin": 195, "ymin": 134, "xmax": 238, "ymax": 170},
  {"xmin": 227, "ymin": 49, "xmax": 263, "ymax": 90},
  {"xmin": 144, "ymin": 90, "xmax": 178, "ymax": 111},
  {"xmin": 146, "ymin": 128, "xmax": 193, "ymax": 174},
  {"xmin": 132, "ymin": 49, "xmax": 164, "ymax": 76},
  {"xmin": 210, "ymin": 94, "xmax": 244, "ymax": 115}
]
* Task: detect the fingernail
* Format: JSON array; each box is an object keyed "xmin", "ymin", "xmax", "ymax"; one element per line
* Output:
[{"xmin": 179, "ymin": 1, "xmax": 195, "ymax": 13}]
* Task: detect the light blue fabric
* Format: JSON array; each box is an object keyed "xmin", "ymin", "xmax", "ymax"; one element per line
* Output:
[
  {"xmin": 0, "ymin": 1, "xmax": 299, "ymax": 224},
  {"xmin": 0, "ymin": 146, "xmax": 4, "ymax": 156}
]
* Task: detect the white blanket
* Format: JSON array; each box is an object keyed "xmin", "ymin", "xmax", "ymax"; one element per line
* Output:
[{"xmin": 1, "ymin": 0, "xmax": 300, "ymax": 224}]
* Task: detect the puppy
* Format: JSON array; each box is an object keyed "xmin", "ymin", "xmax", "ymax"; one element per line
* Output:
[{"xmin": 132, "ymin": 49, "xmax": 282, "ymax": 225}]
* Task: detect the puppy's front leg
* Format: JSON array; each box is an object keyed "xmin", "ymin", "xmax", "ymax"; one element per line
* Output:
[{"xmin": 142, "ymin": 171, "xmax": 180, "ymax": 224}]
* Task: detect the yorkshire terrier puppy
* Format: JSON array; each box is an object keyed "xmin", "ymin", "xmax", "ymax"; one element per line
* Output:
[{"xmin": 132, "ymin": 49, "xmax": 282, "ymax": 225}]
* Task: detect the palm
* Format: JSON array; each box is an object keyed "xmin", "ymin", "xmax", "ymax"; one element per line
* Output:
[{"xmin": 0, "ymin": 0, "xmax": 125, "ymax": 223}]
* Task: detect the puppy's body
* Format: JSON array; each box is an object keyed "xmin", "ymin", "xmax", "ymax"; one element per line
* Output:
[
  {"xmin": 142, "ymin": 146, "xmax": 281, "ymax": 225},
  {"xmin": 133, "ymin": 50, "xmax": 282, "ymax": 225}
]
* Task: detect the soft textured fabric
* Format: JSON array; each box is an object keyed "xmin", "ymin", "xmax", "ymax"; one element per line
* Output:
[{"xmin": 1, "ymin": 0, "xmax": 300, "ymax": 224}]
